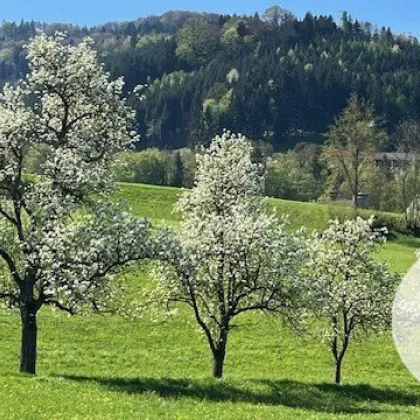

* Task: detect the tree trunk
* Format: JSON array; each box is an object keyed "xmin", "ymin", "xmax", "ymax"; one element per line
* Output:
[
  {"xmin": 212, "ymin": 329, "xmax": 228, "ymax": 378},
  {"xmin": 212, "ymin": 346, "xmax": 226, "ymax": 378},
  {"xmin": 335, "ymin": 357, "xmax": 343, "ymax": 385},
  {"xmin": 353, "ymin": 194, "xmax": 358, "ymax": 210},
  {"xmin": 20, "ymin": 302, "xmax": 38, "ymax": 374}
]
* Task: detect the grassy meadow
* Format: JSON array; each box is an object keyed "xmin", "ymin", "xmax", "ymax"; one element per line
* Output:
[{"xmin": 1, "ymin": 183, "xmax": 420, "ymax": 419}]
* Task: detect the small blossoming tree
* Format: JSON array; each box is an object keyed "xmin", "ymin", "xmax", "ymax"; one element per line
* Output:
[
  {"xmin": 303, "ymin": 217, "xmax": 400, "ymax": 384},
  {"xmin": 0, "ymin": 33, "xmax": 153, "ymax": 374},
  {"xmin": 155, "ymin": 132, "xmax": 305, "ymax": 378}
]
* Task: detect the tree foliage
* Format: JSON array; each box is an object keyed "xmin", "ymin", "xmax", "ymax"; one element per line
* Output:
[
  {"xmin": 115, "ymin": 149, "xmax": 167, "ymax": 185},
  {"xmin": 266, "ymin": 143, "xmax": 325, "ymax": 201},
  {"xmin": 154, "ymin": 132, "xmax": 305, "ymax": 377},
  {"xmin": 175, "ymin": 19, "xmax": 220, "ymax": 66}
]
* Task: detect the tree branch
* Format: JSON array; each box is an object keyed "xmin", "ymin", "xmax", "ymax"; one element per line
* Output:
[
  {"xmin": 0, "ymin": 291, "xmax": 19, "ymax": 303},
  {"xmin": 0, "ymin": 206, "xmax": 18, "ymax": 227},
  {"xmin": 68, "ymin": 112, "xmax": 92, "ymax": 130},
  {"xmin": 0, "ymin": 249, "xmax": 22, "ymax": 286},
  {"xmin": 44, "ymin": 298, "xmax": 76, "ymax": 315}
]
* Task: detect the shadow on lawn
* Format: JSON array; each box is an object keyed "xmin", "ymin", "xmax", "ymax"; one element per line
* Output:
[{"xmin": 61, "ymin": 375, "xmax": 419, "ymax": 414}]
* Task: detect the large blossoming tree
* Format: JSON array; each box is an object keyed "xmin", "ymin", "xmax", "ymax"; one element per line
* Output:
[
  {"xmin": 303, "ymin": 217, "xmax": 400, "ymax": 384},
  {"xmin": 0, "ymin": 33, "xmax": 153, "ymax": 374},
  {"xmin": 155, "ymin": 132, "xmax": 305, "ymax": 378}
]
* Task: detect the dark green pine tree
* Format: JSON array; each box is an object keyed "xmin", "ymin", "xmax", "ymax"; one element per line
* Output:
[{"xmin": 172, "ymin": 151, "xmax": 184, "ymax": 187}]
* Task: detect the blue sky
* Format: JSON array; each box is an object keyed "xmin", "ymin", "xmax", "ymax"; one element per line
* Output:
[{"xmin": 3, "ymin": 1, "xmax": 420, "ymax": 36}]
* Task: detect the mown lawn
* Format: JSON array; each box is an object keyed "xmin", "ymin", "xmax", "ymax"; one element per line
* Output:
[{"xmin": 1, "ymin": 183, "xmax": 420, "ymax": 419}]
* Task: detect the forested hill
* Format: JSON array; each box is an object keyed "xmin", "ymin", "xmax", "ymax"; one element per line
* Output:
[{"xmin": 2, "ymin": 7, "xmax": 420, "ymax": 150}]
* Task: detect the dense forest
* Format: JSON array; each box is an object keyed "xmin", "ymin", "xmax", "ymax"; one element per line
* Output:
[{"xmin": 1, "ymin": 7, "xmax": 420, "ymax": 151}]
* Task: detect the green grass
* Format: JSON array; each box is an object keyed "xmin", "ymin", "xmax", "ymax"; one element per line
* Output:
[
  {"xmin": 1, "ymin": 183, "xmax": 420, "ymax": 419},
  {"xmin": 115, "ymin": 183, "xmax": 182, "ymax": 227},
  {"xmin": 117, "ymin": 183, "xmax": 407, "ymax": 232}
]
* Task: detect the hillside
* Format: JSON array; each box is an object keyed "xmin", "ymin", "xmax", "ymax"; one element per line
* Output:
[
  {"xmin": 1, "ymin": 9, "xmax": 420, "ymax": 150},
  {"xmin": 1, "ymin": 183, "xmax": 420, "ymax": 419},
  {"xmin": 118, "ymin": 182, "xmax": 405, "ymax": 226},
  {"xmin": 117, "ymin": 183, "xmax": 417, "ymax": 273}
]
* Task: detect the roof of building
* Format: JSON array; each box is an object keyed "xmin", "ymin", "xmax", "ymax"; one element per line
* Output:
[{"xmin": 374, "ymin": 152, "xmax": 418, "ymax": 161}]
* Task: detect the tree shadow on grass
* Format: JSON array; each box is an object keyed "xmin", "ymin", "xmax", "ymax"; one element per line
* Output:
[{"xmin": 60, "ymin": 375, "xmax": 420, "ymax": 415}]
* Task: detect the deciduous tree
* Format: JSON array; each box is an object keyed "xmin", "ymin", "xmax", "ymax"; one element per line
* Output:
[
  {"xmin": 175, "ymin": 19, "xmax": 220, "ymax": 66},
  {"xmin": 262, "ymin": 6, "xmax": 295, "ymax": 27},
  {"xmin": 323, "ymin": 96, "xmax": 386, "ymax": 209},
  {"xmin": 0, "ymin": 33, "xmax": 154, "ymax": 374},
  {"xmin": 154, "ymin": 132, "xmax": 305, "ymax": 378},
  {"xmin": 303, "ymin": 217, "xmax": 399, "ymax": 384}
]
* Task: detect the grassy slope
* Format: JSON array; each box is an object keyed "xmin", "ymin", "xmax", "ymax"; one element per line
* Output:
[{"xmin": 1, "ymin": 183, "xmax": 420, "ymax": 420}]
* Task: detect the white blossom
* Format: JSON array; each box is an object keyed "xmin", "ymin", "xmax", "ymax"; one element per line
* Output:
[{"xmin": 302, "ymin": 217, "xmax": 400, "ymax": 384}]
